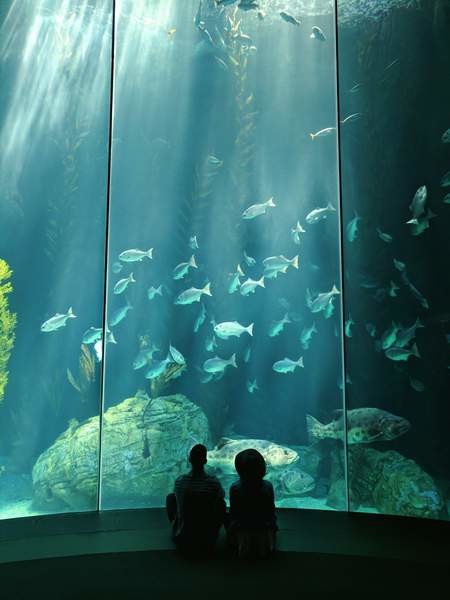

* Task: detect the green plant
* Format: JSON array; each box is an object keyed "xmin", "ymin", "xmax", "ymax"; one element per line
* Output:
[{"xmin": 0, "ymin": 259, "xmax": 17, "ymax": 404}]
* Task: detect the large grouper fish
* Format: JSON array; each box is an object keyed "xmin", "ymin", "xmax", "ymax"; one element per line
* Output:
[
  {"xmin": 307, "ymin": 408, "xmax": 411, "ymax": 444},
  {"xmin": 207, "ymin": 438, "xmax": 298, "ymax": 474}
]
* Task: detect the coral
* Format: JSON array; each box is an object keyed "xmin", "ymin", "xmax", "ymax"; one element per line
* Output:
[{"xmin": 0, "ymin": 259, "xmax": 17, "ymax": 404}]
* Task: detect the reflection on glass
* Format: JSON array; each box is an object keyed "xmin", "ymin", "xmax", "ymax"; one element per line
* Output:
[
  {"xmin": 338, "ymin": 0, "xmax": 449, "ymax": 519},
  {"xmin": 0, "ymin": 0, "xmax": 111, "ymax": 519},
  {"xmin": 100, "ymin": 0, "xmax": 346, "ymax": 512}
]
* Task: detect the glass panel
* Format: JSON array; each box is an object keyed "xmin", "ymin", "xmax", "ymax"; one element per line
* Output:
[
  {"xmin": 0, "ymin": 1, "xmax": 112, "ymax": 519},
  {"xmin": 101, "ymin": 0, "xmax": 346, "ymax": 512},
  {"xmin": 338, "ymin": 0, "xmax": 450, "ymax": 520}
]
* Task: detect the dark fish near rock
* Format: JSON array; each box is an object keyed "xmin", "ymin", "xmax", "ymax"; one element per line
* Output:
[{"xmin": 306, "ymin": 408, "xmax": 410, "ymax": 444}]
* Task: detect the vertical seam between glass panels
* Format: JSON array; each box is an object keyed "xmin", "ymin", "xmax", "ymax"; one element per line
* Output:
[
  {"xmin": 97, "ymin": 0, "xmax": 117, "ymax": 513},
  {"xmin": 333, "ymin": 0, "xmax": 350, "ymax": 514}
]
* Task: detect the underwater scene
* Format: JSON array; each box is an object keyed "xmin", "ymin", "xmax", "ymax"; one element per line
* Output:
[{"xmin": 0, "ymin": 0, "xmax": 449, "ymax": 521}]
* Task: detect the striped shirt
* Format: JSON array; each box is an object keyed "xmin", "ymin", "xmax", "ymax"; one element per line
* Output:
[{"xmin": 172, "ymin": 471, "xmax": 226, "ymax": 543}]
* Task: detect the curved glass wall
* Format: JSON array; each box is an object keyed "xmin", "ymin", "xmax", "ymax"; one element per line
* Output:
[{"xmin": 0, "ymin": 0, "xmax": 448, "ymax": 523}]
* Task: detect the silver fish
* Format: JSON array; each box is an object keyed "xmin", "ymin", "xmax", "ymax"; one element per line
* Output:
[
  {"xmin": 273, "ymin": 356, "xmax": 304, "ymax": 374},
  {"xmin": 441, "ymin": 128, "xmax": 450, "ymax": 143},
  {"xmin": 243, "ymin": 250, "xmax": 256, "ymax": 267},
  {"xmin": 112, "ymin": 261, "xmax": 123, "ymax": 273},
  {"xmin": 306, "ymin": 285, "xmax": 340, "ymax": 313},
  {"xmin": 173, "ymin": 255, "xmax": 197, "ymax": 280},
  {"xmin": 346, "ymin": 212, "xmax": 362, "ymax": 242},
  {"xmin": 205, "ymin": 335, "xmax": 217, "ymax": 353},
  {"xmin": 214, "ymin": 321, "xmax": 254, "ymax": 339},
  {"xmin": 393, "ymin": 258, "xmax": 406, "ymax": 272},
  {"xmin": 109, "ymin": 301, "xmax": 133, "ymax": 326},
  {"xmin": 310, "ymin": 127, "xmax": 336, "ymax": 140},
  {"xmin": 263, "ymin": 255, "xmax": 299, "ymax": 271},
  {"xmin": 381, "ymin": 322, "xmax": 400, "ymax": 350},
  {"xmin": 147, "ymin": 285, "xmax": 163, "ymax": 300},
  {"xmin": 228, "ymin": 264, "xmax": 245, "ymax": 294},
  {"xmin": 310, "ymin": 26, "xmax": 326, "ymax": 41},
  {"xmin": 203, "ymin": 353, "xmax": 237, "ymax": 374},
  {"xmin": 145, "ymin": 358, "xmax": 169, "ymax": 379},
  {"xmin": 300, "ymin": 322, "xmax": 317, "ymax": 350},
  {"xmin": 82, "ymin": 326, "xmax": 102, "ymax": 344},
  {"xmin": 365, "ymin": 323, "xmax": 377, "ymax": 338},
  {"xmin": 169, "ymin": 344, "xmax": 186, "ymax": 365},
  {"xmin": 175, "ymin": 282, "xmax": 212, "ymax": 305},
  {"xmin": 440, "ymin": 171, "xmax": 450, "ymax": 187},
  {"xmin": 240, "ymin": 276, "xmax": 265, "ymax": 296},
  {"xmin": 268, "ymin": 313, "xmax": 290, "ymax": 337},
  {"xmin": 376, "ymin": 227, "xmax": 393, "ymax": 243},
  {"xmin": 242, "ymin": 197, "xmax": 276, "ymax": 219},
  {"xmin": 119, "ymin": 248, "xmax": 153, "ymax": 262},
  {"xmin": 243, "ymin": 345, "xmax": 251, "ymax": 363},
  {"xmin": 133, "ymin": 344, "xmax": 159, "ymax": 370},
  {"xmin": 189, "ymin": 235, "xmax": 199, "ymax": 250},
  {"xmin": 395, "ymin": 318, "xmax": 423, "ymax": 348},
  {"xmin": 345, "ymin": 315, "xmax": 355, "ymax": 338},
  {"xmin": 194, "ymin": 303, "xmax": 207, "ymax": 333},
  {"xmin": 247, "ymin": 379, "xmax": 259, "ymax": 394},
  {"xmin": 41, "ymin": 307, "xmax": 76, "ymax": 332},
  {"xmin": 409, "ymin": 185, "xmax": 427, "ymax": 219},
  {"xmin": 305, "ymin": 203, "xmax": 336, "ymax": 224},
  {"xmin": 341, "ymin": 112, "xmax": 362, "ymax": 124},
  {"xmin": 388, "ymin": 281, "xmax": 400, "ymax": 297},
  {"xmin": 280, "ymin": 11, "xmax": 301, "ymax": 26},
  {"xmin": 291, "ymin": 221, "xmax": 306, "ymax": 245},
  {"xmin": 385, "ymin": 343, "xmax": 420, "ymax": 362},
  {"xmin": 114, "ymin": 273, "xmax": 135, "ymax": 295}
]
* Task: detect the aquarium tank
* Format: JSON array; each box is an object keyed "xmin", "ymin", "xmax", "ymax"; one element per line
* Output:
[{"xmin": 0, "ymin": 0, "xmax": 448, "ymax": 522}]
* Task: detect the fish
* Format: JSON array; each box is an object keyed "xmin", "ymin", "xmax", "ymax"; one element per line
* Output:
[
  {"xmin": 112, "ymin": 261, "xmax": 123, "ymax": 273},
  {"xmin": 440, "ymin": 170, "xmax": 450, "ymax": 187},
  {"xmin": 41, "ymin": 307, "xmax": 76, "ymax": 332},
  {"xmin": 257, "ymin": 10, "xmax": 265, "ymax": 20},
  {"xmin": 268, "ymin": 313, "xmax": 290, "ymax": 337},
  {"xmin": 310, "ymin": 127, "xmax": 336, "ymax": 140},
  {"xmin": 385, "ymin": 343, "xmax": 420, "ymax": 362},
  {"xmin": 82, "ymin": 327, "xmax": 103, "ymax": 344},
  {"xmin": 118, "ymin": 248, "xmax": 153, "ymax": 262},
  {"xmin": 346, "ymin": 211, "xmax": 362, "ymax": 242},
  {"xmin": 323, "ymin": 298, "xmax": 335, "ymax": 319},
  {"xmin": 133, "ymin": 346, "xmax": 158, "ymax": 370},
  {"xmin": 345, "ymin": 315, "xmax": 355, "ymax": 338},
  {"xmin": 105, "ymin": 329, "xmax": 117, "ymax": 344},
  {"xmin": 247, "ymin": 379, "xmax": 258, "ymax": 394},
  {"xmin": 380, "ymin": 322, "xmax": 400, "ymax": 350},
  {"xmin": 348, "ymin": 82, "xmax": 362, "ymax": 93},
  {"xmin": 263, "ymin": 255, "xmax": 299, "ymax": 272},
  {"xmin": 109, "ymin": 300, "xmax": 133, "ymax": 326},
  {"xmin": 173, "ymin": 255, "xmax": 198, "ymax": 280},
  {"xmin": 410, "ymin": 378, "xmax": 425, "ymax": 392},
  {"xmin": 228, "ymin": 264, "xmax": 245, "ymax": 294},
  {"xmin": 214, "ymin": 321, "xmax": 254, "ymax": 339},
  {"xmin": 169, "ymin": 344, "xmax": 186, "ymax": 365},
  {"xmin": 305, "ymin": 203, "xmax": 336, "ymax": 224},
  {"xmin": 175, "ymin": 282, "xmax": 212, "ymax": 305},
  {"xmin": 243, "ymin": 345, "xmax": 251, "ymax": 363},
  {"xmin": 388, "ymin": 281, "xmax": 400, "ymax": 297},
  {"xmin": 272, "ymin": 356, "xmax": 304, "ymax": 374},
  {"xmin": 442, "ymin": 128, "xmax": 450, "ymax": 143},
  {"xmin": 243, "ymin": 250, "xmax": 256, "ymax": 267},
  {"xmin": 242, "ymin": 197, "xmax": 276, "ymax": 219},
  {"xmin": 444, "ymin": 193, "xmax": 450, "ymax": 204},
  {"xmin": 238, "ymin": 0, "xmax": 259, "ymax": 11},
  {"xmin": 94, "ymin": 340, "xmax": 103, "ymax": 362},
  {"xmin": 205, "ymin": 335, "xmax": 217, "ymax": 353},
  {"xmin": 194, "ymin": 303, "xmax": 207, "ymax": 333},
  {"xmin": 203, "ymin": 353, "xmax": 237, "ymax": 374},
  {"xmin": 306, "ymin": 408, "xmax": 410, "ymax": 444},
  {"xmin": 264, "ymin": 265, "xmax": 288, "ymax": 280},
  {"xmin": 310, "ymin": 26, "xmax": 326, "ymax": 41},
  {"xmin": 407, "ymin": 209, "xmax": 437, "ymax": 236},
  {"xmin": 145, "ymin": 358, "xmax": 169, "ymax": 379},
  {"xmin": 340, "ymin": 112, "xmax": 362, "ymax": 124},
  {"xmin": 402, "ymin": 274, "xmax": 429, "ymax": 309},
  {"xmin": 189, "ymin": 235, "xmax": 199, "ymax": 250},
  {"xmin": 291, "ymin": 221, "xmax": 306, "ymax": 245},
  {"xmin": 376, "ymin": 227, "xmax": 393, "ymax": 243},
  {"xmin": 269, "ymin": 467, "xmax": 315, "ymax": 496},
  {"xmin": 409, "ymin": 185, "xmax": 427, "ymax": 219},
  {"xmin": 207, "ymin": 437, "xmax": 298, "ymax": 474},
  {"xmin": 207, "ymin": 154, "xmax": 223, "ymax": 167},
  {"xmin": 393, "ymin": 258, "xmax": 406, "ymax": 272},
  {"xmin": 300, "ymin": 322, "xmax": 317, "ymax": 350},
  {"xmin": 306, "ymin": 284, "xmax": 340, "ymax": 313},
  {"xmin": 395, "ymin": 318, "xmax": 423, "ymax": 348},
  {"xmin": 147, "ymin": 285, "xmax": 163, "ymax": 300},
  {"xmin": 114, "ymin": 273, "xmax": 135, "ymax": 295},
  {"xmin": 167, "ymin": 28, "xmax": 176, "ymax": 38},
  {"xmin": 280, "ymin": 11, "xmax": 301, "ymax": 26},
  {"xmin": 239, "ymin": 276, "xmax": 265, "ymax": 296},
  {"xmin": 365, "ymin": 323, "xmax": 377, "ymax": 338}
]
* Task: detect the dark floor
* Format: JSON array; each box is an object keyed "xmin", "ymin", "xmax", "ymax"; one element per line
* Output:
[{"xmin": 1, "ymin": 509, "xmax": 449, "ymax": 599}]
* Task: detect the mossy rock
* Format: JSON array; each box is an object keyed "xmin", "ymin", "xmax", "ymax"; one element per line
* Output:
[{"xmin": 32, "ymin": 394, "xmax": 211, "ymax": 510}]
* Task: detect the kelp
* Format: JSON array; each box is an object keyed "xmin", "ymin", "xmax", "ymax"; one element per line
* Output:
[
  {"xmin": 0, "ymin": 259, "xmax": 17, "ymax": 404},
  {"xmin": 66, "ymin": 343, "xmax": 96, "ymax": 402}
]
